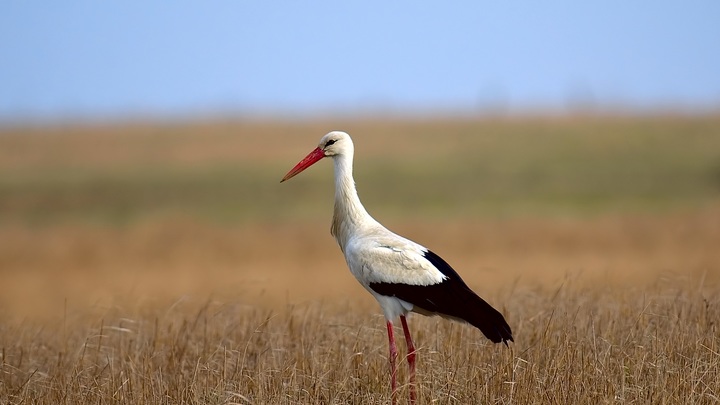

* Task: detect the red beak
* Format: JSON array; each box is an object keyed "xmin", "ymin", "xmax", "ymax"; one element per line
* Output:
[{"xmin": 280, "ymin": 147, "xmax": 326, "ymax": 182}]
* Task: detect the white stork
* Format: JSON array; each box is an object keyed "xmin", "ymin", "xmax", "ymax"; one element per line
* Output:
[{"xmin": 281, "ymin": 131, "xmax": 512, "ymax": 404}]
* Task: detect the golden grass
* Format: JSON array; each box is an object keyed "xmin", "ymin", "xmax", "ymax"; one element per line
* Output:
[
  {"xmin": 1, "ymin": 209, "xmax": 719, "ymax": 403},
  {"xmin": 1, "ymin": 278, "xmax": 718, "ymax": 404}
]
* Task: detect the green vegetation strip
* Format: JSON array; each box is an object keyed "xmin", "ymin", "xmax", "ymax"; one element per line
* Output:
[{"xmin": 1, "ymin": 116, "xmax": 719, "ymax": 225}]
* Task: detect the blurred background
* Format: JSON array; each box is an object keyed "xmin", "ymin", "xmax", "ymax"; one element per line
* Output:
[{"xmin": 1, "ymin": 2, "xmax": 719, "ymax": 318}]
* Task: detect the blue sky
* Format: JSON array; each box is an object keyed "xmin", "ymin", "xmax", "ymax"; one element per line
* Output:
[{"xmin": 1, "ymin": 1, "xmax": 719, "ymax": 122}]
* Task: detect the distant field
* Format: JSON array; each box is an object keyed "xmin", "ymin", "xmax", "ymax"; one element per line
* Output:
[
  {"xmin": 1, "ymin": 115, "xmax": 719, "ymax": 225},
  {"xmin": 1, "ymin": 115, "xmax": 719, "ymax": 403}
]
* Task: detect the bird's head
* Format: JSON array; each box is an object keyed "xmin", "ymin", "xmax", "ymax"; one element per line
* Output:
[{"xmin": 281, "ymin": 131, "xmax": 353, "ymax": 182}]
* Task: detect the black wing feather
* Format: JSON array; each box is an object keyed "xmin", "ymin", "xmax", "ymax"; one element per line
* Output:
[{"xmin": 369, "ymin": 249, "xmax": 513, "ymax": 344}]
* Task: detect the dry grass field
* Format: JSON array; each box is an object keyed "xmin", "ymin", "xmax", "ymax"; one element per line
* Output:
[{"xmin": 1, "ymin": 115, "xmax": 719, "ymax": 403}]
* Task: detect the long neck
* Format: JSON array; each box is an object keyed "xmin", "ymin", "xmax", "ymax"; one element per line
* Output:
[{"xmin": 331, "ymin": 153, "xmax": 373, "ymax": 250}]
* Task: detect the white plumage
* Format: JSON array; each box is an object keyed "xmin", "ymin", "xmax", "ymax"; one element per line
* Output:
[{"xmin": 282, "ymin": 131, "xmax": 512, "ymax": 404}]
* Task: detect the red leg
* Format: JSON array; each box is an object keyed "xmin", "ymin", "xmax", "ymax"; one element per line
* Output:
[
  {"xmin": 400, "ymin": 315, "xmax": 417, "ymax": 404},
  {"xmin": 386, "ymin": 321, "xmax": 398, "ymax": 405}
]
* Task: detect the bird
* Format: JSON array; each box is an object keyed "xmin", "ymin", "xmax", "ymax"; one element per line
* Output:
[{"xmin": 281, "ymin": 131, "xmax": 512, "ymax": 404}]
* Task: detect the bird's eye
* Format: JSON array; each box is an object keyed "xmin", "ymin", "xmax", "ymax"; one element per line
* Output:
[{"xmin": 325, "ymin": 139, "xmax": 337, "ymax": 147}]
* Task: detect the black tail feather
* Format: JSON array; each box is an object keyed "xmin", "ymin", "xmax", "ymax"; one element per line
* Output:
[
  {"xmin": 369, "ymin": 280, "xmax": 513, "ymax": 344},
  {"xmin": 461, "ymin": 291, "xmax": 513, "ymax": 344}
]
